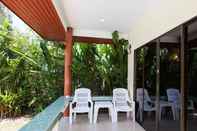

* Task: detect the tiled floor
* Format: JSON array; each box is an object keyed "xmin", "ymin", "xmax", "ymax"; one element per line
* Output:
[
  {"xmin": 59, "ymin": 113, "xmax": 145, "ymax": 131},
  {"xmin": 142, "ymin": 119, "xmax": 197, "ymax": 131},
  {"xmin": 140, "ymin": 112, "xmax": 197, "ymax": 131}
]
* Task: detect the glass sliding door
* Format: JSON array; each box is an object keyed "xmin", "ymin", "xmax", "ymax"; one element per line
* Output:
[
  {"xmin": 134, "ymin": 28, "xmax": 182, "ymax": 131},
  {"xmin": 135, "ymin": 44, "xmax": 157, "ymax": 131},
  {"xmin": 158, "ymin": 28, "xmax": 181, "ymax": 131},
  {"xmin": 187, "ymin": 19, "xmax": 197, "ymax": 131}
]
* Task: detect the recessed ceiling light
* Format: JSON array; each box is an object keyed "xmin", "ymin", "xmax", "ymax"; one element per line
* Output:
[{"xmin": 100, "ymin": 18, "xmax": 105, "ymax": 22}]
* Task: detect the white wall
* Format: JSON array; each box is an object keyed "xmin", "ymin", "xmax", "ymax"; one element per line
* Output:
[
  {"xmin": 129, "ymin": 0, "xmax": 197, "ymax": 50},
  {"xmin": 128, "ymin": 0, "xmax": 197, "ymax": 99}
]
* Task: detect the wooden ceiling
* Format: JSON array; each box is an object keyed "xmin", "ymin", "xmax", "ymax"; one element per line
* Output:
[{"xmin": 1, "ymin": 0, "xmax": 66, "ymax": 41}]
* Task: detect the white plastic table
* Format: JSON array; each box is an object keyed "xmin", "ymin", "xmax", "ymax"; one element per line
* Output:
[
  {"xmin": 160, "ymin": 100, "xmax": 176, "ymax": 120},
  {"xmin": 68, "ymin": 96, "xmax": 113, "ymax": 102},
  {"xmin": 93, "ymin": 101, "xmax": 115, "ymax": 123},
  {"xmin": 92, "ymin": 96, "xmax": 113, "ymax": 101}
]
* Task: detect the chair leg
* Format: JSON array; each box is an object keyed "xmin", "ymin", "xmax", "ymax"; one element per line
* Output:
[
  {"xmin": 159, "ymin": 107, "xmax": 162, "ymax": 120},
  {"xmin": 74, "ymin": 112, "xmax": 77, "ymax": 120},
  {"xmin": 132, "ymin": 110, "xmax": 135, "ymax": 122},
  {"xmin": 133, "ymin": 103, "xmax": 135, "ymax": 122},
  {"xmin": 69, "ymin": 104, "xmax": 73, "ymax": 125},
  {"xmin": 176, "ymin": 108, "xmax": 180, "ymax": 120},
  {"xmin": 109, "ymin": 108, "xmax": 111, "ymax": 117},
  {"xmin": 139, "ymin": 109, "xmax": 143, "ymax": 122},
  {"xmin": 174, "ymin": 108, "xmax": 178, "ymax": 120},
  {"xmin": 127, "ymin": 112, "xmax": 130, "ymax": 118},
  {"xmin": 110, "ymin": 107, "xmax": 115, "ymax": 123},
  {"xmin": 89, "ymin": 108, "xmax": 93, "ymax": 124},
  {"xmin": 94, "ymin": 107, "xmax": 98, "ymax": 124},
  {"xmin": 114, "ymin": 111, "xmax": 118, "ymax": 122},
  {"xmin": 137, "ymin": 109, "xmax": 140, "ymax": 121},
  {"xmin": 69, "ymin": 112, "xmax": 73, "ymax": 125}
]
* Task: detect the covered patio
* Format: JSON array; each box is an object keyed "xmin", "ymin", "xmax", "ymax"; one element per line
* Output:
[{"xmin": 1, "ymin": 1, "xmax": 197, "ymax": 131}]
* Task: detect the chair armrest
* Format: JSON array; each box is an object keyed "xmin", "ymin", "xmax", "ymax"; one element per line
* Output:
[
  {"xmin": 112, "ymin": 100, "xmax": 117, "ymax": 109},
  {"xmin": 70, "ymin": 100, "xmax": 76, "ymax": 105},
  {"xmin": 112, "ymin": 100, "xmax": 116, "ymax": 106},
  {"xmin": 127, "ymin": 98, "xmax": 132, "ymax": 104},
  {"xmin": 132, "ymin": 101, "xmax": 135, "ymax": 106},
  {"xmin": 127, "ymin": 97, "xmax": 133, "ymax": 106},
  {"xmin": 69, "ymin": 100, "xmax": 77, "ymax": 109},
  {"xmin": 88, "ymin": 100, "xmax": 93, "ymax": 108},
  {"xmin": 127, "ymin": 100, "xmax": 135, "ymax": 108},
  {"xmin": 188, "ymin": 100, "xmax": 194, "ymax": 109}
]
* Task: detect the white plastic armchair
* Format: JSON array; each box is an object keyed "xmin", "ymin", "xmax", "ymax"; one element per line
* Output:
[
  {"xmin": 69, "ymin": 88, "xmax": 93, "ymax": 124},
  {"xmin": 167, "ymin": 88, "xmax": 194, "ymax": 111},
  {"xmin": 113, "ymin": 88, "xmax": 135, "ymax": 122},
  {"xmin": 136, "ymin": 88, "xmax": 156, "ymax": 122},
  {"xmin": 167, "ymin": 88, "xmax": 181, "ymax": 119}
]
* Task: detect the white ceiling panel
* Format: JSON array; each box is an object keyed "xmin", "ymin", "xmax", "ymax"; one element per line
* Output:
[{"xmin": 53, "ymin": 0, "xmax": 147, "ymax": 37}]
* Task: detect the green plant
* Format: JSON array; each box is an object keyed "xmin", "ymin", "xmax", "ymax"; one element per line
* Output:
[
  {"xmin": 0, "ymin": 17, "xmax": 129, "ymax": 117},
  {"xmin": 72, "ymin": 31, "xmax": 129, "ymax": 96}
]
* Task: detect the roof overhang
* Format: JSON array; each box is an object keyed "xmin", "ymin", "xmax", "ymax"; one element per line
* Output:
[{"xmin": 1, "ymin": 0, "xmax": 66, "ymax": 41}]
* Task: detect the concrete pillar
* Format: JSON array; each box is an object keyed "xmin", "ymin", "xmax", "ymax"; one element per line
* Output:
[{"xmin": 64, "ymin": 27, "xmax": 73, "ymax": 116}]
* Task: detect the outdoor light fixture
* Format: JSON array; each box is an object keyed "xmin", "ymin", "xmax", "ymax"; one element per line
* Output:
[
  {"xmin": 99, "ymin": 18, "xmax": 105, "ymax": 22},
  {"xmin": 128, "ymin": 44, "xmax": 132, "ymax": 54}
]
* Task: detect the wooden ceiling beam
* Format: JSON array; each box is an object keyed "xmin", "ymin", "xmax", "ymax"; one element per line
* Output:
[{"xmin": 73, "ymin": 36, "xmax": 112, "ymax": 44}]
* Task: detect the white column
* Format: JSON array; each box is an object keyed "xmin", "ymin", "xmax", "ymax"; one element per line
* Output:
[{"xmin": 127, "ymin": 43, "xmax": 134, "ymax": 100}]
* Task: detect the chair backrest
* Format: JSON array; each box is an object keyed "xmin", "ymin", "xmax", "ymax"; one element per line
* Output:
[
  {"xmin": 136, "ymin": 88, "xmax": 151, "ymax": 103},
  {"xmin": 73, "ymin": 88, "xmax": 91, "ymax": 108},
  {"xmin": 166, "ymin": 88, "xmax": 180, "ymax": 103},
  {"xmin": 113, "ymin": 88, "xmax": 130, "ymax": 106}
]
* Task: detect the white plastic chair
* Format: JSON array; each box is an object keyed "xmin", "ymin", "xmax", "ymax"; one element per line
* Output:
[
  {"xmin": 136, "ymin": 88, "xmax": 156, "ymax": 122},
  {"xmin": 113, "ymin": 88, "xmax": 135, "ymax": 122},
  {"xmin": 69, "ymin": 88, "xmax": 93, "ymax": 124},
  {"xmin": 167, "ymin": 88, "xmax": 181, "ymax": 119},
  {"xmin": 166, "ymin": 88, "xmax": 180, "ymax": 108},
  {"xmin": 167, "ymin": 88, "xmax": 194, "ymax": 119}
]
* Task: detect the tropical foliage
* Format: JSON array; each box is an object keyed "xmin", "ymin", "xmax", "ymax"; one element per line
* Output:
[
  {"xmin": 72, "ymin": 31, "xmax": 128, "ymax": 96},
  {"xmin": 0, "ymin": 19, "xmax": 65, "ymax": 117}
]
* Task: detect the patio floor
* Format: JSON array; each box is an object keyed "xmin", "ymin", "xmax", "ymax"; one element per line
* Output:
[{"xmin": 59, "ymin": 113, "xmax": 145, "ymax": 131}]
